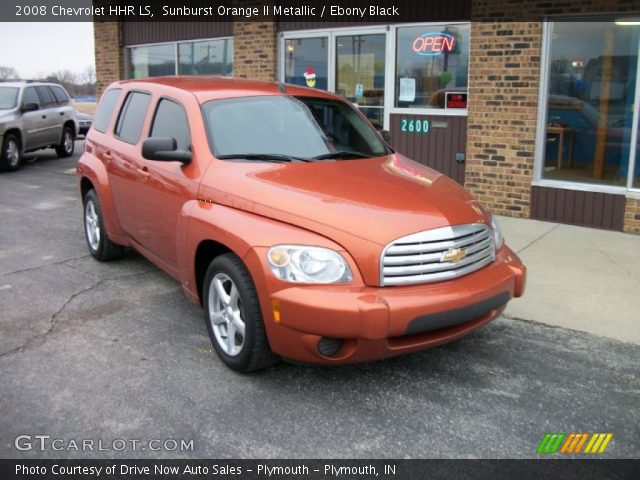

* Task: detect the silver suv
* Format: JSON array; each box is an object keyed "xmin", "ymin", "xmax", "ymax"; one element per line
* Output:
[{"xmin": 0, "ymin": 81, "xmax": 78, "ymax": 171}]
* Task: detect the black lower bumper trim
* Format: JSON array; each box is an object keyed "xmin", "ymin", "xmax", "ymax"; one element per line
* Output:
[{"xmin": 405, "ymin": 291, "xmax": 510, "ymax": 335}]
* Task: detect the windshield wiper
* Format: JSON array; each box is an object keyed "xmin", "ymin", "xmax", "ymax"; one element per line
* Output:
[
  {"xmin": 312, "ymin": 151, "xmax": 373, "ymax": 160},
  {"xmin": 217, "ymin": 153, "xmax": 311, "ymax": 163}
]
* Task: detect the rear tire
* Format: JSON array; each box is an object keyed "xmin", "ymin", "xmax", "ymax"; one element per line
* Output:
[
  {"xmin": 0, "ymin": 133, "xmax": 22, "ymax": 172},
  {"xmin": 83, "ymin": 189, "xmax": 125, "ymax": 261},
  {"xmin": 203, "ymin": 253, "xmax": 278, "ymax": 372},
  {"xmin": 55, "ymin": 125, "xmax": 74, "ymax": 158}
]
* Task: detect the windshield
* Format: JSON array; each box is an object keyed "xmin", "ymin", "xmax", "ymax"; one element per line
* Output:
[
  {"xmin": 202, "ymin": 95, "xmax": 390, "ymax": 160},
  {"xmin": 0, "ymin": 87, "xmax": 19, "ymax": 110}
]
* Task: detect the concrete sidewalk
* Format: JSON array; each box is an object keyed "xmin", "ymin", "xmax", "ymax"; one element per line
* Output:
[{"xmin": 500, "ymin": 216, "xmax": 640, "ymax": 345}]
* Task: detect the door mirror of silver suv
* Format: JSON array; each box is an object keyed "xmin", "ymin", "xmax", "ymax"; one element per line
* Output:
[{"xmin": 21, "ymin": 102, "xmax": 39, "ymax": 112}]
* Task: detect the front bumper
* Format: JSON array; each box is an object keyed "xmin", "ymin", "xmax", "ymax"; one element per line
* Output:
[{"xmin": 261, "ymin": 245, "xmax": 525, "ymax": 364}]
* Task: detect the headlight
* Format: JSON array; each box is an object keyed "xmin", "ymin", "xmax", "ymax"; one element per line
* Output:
[
  {"xmin": 491, "ymin": 214, "xmax": 504, "ymax": 251},
  {"xmin": 267, "ymin": 245, "xmax": 352, "ymax": 284}
]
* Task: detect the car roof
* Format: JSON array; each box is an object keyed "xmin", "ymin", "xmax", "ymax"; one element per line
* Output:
[
  {"xmin": 0, "ymin": 81, "xmax": 64, "ymax": 88},
  {"xmin": 111, "ymin": 76, "xmax": 339, "ymax": 103}
]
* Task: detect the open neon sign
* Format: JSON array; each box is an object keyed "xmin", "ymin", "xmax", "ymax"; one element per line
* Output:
[{"xmin": 412, "ymin": 32, "xmax": 455, "ymax": 56}]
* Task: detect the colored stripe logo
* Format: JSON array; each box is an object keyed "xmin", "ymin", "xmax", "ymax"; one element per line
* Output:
[{"xmin": 537, "ymin": 433, "xmax": 613, "ymax": 454}]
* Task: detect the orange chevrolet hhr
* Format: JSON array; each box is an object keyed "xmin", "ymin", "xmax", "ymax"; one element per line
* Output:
[{"xmin": 77, "ymin": 77, "xmax": 525, "ymax": 372}]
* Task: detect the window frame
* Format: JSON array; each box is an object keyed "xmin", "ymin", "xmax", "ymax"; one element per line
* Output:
[
  {"xmin": 533, "ymin": 18, "xmax": 640, "ymax": 196},
  {"xmin": 125, "ymin": 36, "xmax": 234, "ymax": 79},
  {"xmin": 114, "ymin": 90, "xmax": 152, "ymax": 145}
]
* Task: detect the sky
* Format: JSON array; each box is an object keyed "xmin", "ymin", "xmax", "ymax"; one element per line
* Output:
[{"xmin": 0, "ymin": 22, "xmax": 94, "ymax": 79}]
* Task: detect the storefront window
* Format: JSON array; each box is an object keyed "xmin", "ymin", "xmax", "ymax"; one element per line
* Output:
[
  {"xmin": 395, "ymin": 24, "xmax": 469, "ymax": 109},
  {"xmin": 178, "ymin": 39, "xmax": 233, "ymax": 76},
  {"xmin": 336, "ymin": 34, "xmax": 386, "ymax": 129},
  {"xmin": 128, "ymin": 44, "xmax": 176, "ymax": 79},
  {"xmin": 635, "ymin": 116, "xmax": 640, "ymax": 188},
  {"xmin": 284, "ymin": 37, "xmax": 328, "ymax": 90},
  {"xmin": 542, "ymin": 21, "xmax": 639, "ymax": 187}
]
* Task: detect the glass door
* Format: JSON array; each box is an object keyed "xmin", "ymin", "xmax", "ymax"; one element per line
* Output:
[{"xmin": 335, "ymin": 33, "xmax": 386, "ymax": 130}]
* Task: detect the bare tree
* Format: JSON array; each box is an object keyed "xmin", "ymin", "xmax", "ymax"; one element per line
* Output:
[
  {"xmin": 0, "ymin": 66, "xmax": 19, "ymax": 81},
  {"xmin": 82, "ymin": 65, "xmax": 96, "ymax": 85}
]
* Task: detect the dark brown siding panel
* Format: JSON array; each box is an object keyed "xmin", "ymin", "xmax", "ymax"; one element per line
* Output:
[
  {"xmin": 530, "ymin": 186, "xmax": 625, "ymax": 231},
  {"xmin": 122, "ymin": 22, "xmax": 232, "ymax": 46},
  {"xmin": 389, "ymin": 114, "xmax": 467, "ymax": 184},
  {"xmin": 277, "ymin": 1, "xmax": 471, "ymax": 31}
]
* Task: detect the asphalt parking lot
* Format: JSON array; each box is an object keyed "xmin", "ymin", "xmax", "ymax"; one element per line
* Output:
[{"xmin": 1, "ymin": 144, "xmax": 639, "ymax": 459}]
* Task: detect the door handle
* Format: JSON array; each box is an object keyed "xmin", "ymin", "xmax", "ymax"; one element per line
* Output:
[
  {"xmin": 41, "ymin": 115, "xmax": 47, "ymax": 119},
  {"xmin": 60, "ymin": 112, "xmax": 65, "ymax": 116},
  {"xmin": 137, "ymin": 167, "xmax": 151, "ymax": 180},
  {"xmin": 102, "ymin": 151, "xmax": 112, "ymax": 161}
]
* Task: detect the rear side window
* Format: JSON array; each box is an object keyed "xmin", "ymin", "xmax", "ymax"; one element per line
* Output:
[
  {"xmin": 114, "ymin": 91, "xmax": 150, "ymax": 144},
  {"xmin": 93, "ymin": 89, "xmax": 121, "ymax": 133},
  {"xmin": 50, "ymin": 86, "xmax": 70, "ymax": 105},
  {"xmin": 36, "ymin": 86, "xmax": 56, "ymax": 108},
  {"xmin": 22, "ymin": 87, "xmax": 40, "ymax": 107},
  {"xmin": 150, "ymin": 99, "xmax": 190, "ymax": 151}
]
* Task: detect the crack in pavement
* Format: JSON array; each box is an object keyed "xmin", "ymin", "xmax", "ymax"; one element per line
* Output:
[
  {"xmin": 515, "ymin": 223, "xmax": 560, "ymax": 254},
  {"xmin": 588, "ymin": 238, "xmax": 640, "ymax": 286},
  {"xmin": 1, "ymin": 254, "xmax": 91, "ymax": 277},
  {"xmin": 0, "ymin": 269, "xmax": 157, "ymax": 360}
]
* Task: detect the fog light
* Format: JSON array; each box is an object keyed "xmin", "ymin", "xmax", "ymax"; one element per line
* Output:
[{"xmin": 317, "ymin": 337, "xmax": 343, "ymax": 357}]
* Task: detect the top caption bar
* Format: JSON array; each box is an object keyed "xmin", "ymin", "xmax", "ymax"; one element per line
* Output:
[
  {"xmin": 4, "ymin": 0, "xmax": 420, "ymax": 22},
  {"xmin": 2, "ymin": 0, "xmax": 639, "ymax": 22}
]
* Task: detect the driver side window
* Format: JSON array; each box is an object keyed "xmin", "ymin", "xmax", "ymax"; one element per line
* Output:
[
  {"xmin": 149, "ymin": 98, "xmax": 191, "ymax": 151},
  {"xmin": 22, "ymin": 87, "xmax": 40, "ymax": 108}
]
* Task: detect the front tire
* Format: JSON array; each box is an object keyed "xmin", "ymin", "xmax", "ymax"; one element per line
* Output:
[
  {"xmin": 55, "ymin": 126, "xmax": 74, "ymax": 158},
  {"xmin": 83, "ymin": 189, "xmax": 125, "ymax": 261},
  {"xmin": 0, "ymin": 133, "xmax": 22, "ymax": 172},
  {"xmin": 203, "ymin": 253, "xmax": 278, "ymax": 372}
]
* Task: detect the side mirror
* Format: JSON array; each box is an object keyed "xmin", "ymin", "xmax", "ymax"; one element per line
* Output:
[
  {"xmin": 21, "ymin": 103, "xmax": 39, "ymax": 112},
  {"xmin": 380, "ymin": 130, "xmax": 392, "ymax": 144},
  {"xmin": 141, "ymin": 137, "xmax": 191, "ymax": 164}
]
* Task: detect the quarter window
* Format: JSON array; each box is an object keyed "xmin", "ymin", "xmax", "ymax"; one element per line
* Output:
[
  {"xmin": 50, "ymin": 86, "xmax": 70, "ymax": 105},
  {"xmin": 93, "ymin": 89, "xmax": 122, "ymax": 133},
  {"xmin": 115, "ymin": 91, "xmax": 151, "ymax": 144},
  {"xmin": 35, "ymin": 86, "xmax": 56, "ymax": 108},
  {"xmin": 150, "ymin": 99, "xmax": 190, "ymax": 150}
]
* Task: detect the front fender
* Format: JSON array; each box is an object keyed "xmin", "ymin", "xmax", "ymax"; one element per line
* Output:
[{"xmin": 180, "ymin": 201, "xmax": 352, "ymax": 301}]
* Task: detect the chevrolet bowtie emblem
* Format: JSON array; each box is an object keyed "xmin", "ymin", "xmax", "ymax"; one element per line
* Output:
[{"xmin": 441, "ymin": 247, "xmax": 467, "ymax": 263}]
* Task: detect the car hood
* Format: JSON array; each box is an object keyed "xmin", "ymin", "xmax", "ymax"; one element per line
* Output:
[
  {"xmin": 0, "ymin": 109, "xmax": 18, "ymax": 123},
  {"xmin": 200, "ymin": 154, "xmax": 490, "ymax": 247}
]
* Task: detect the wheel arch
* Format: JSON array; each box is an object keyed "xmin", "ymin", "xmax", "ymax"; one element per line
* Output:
[
  {"xmin": 3, "ymin": 128, "xmax": 22, "ymax": 147},
  {"xmin": 63, "ymin": 120, "xmax": 76, "ymax": 139}
]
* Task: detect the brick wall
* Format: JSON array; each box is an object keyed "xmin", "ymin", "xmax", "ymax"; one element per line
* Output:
[
  {"xmin": 233, "ymin": 21, "xmax": 278, "ymax": 81},
  {"xmin": 465, "ymin": 19, "xmax": 541, "ymax": 218},
  {"xmin": 94, "ymin": 22, "xmax": 123, "ymax": 98},
  {"xmin": 624, "ymin": 198, "xmax": 640, "ymax": 234}
]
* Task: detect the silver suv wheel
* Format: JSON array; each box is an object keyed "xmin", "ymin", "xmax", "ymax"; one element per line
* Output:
[{"xmin": 6, "ymin": 139, "xmax": 19, "ymax": 167}]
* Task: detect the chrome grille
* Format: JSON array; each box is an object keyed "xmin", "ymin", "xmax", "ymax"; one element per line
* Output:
[{"xmin": 380, "ymin": 224, "xmax": 495, "ymax": 286}]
